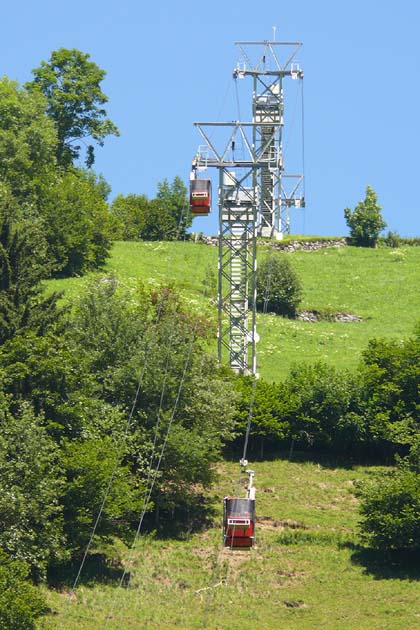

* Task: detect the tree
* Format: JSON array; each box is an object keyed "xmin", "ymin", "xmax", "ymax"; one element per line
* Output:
[
  {"xmin": 359, "ymin": 328, "xmax": 420, "ymax": 448},
  {"xmin": 110, "ymin": 193, "xmax": 149, "ymax": 240},
  {"xmin": 155, "ymin": 176, "xmax": 192, "ymax": 239},
  {"xmin": 110, "ymin": 195, "xmax": 176, "ymax": 241},
  {"xmin": 0, "ymin": 216, "xmax": 61, "ymax": 344},
  {"xmin": 0, "ymin": 75, "xmax": 114, "ymax": 276},
  {"xmin": 0, "ymin": 77, "xmax": 57, "ymax": 201},
  {"xmin": 110, "ymin": 177, "xmax": 192, "ymax": 242},
  {"xmin": 36, "ymin": 169, "xmax": 114, "ymax": 275},
  {"xmin": 344, "ymin": 186, "xmax": 387, "ymax": 247},
  {"xmin": 0, "ymin": 403, "xmax": 65, "ymax": 579},
  {"xmin": 61, "ymin": 436, "xmax": 143, "ymax": 556},
  {"xmin": 26, "ymin": 48, "xmax": 119, "ymax": 167},
  {"xmin": 256, "ymin": 253, "xmax": 302, "ymax": 317},
  {"xmin": 68, "ymin": 278, "xmax": 237, "ymax": 531}
]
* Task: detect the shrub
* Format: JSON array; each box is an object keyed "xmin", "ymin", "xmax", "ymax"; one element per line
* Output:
[
  {"xmin": 280, "ymin": 362, "xmax": 365, "ymax": 452},
  {"xmin": 232, "ymin": 376, "xmax": 288, "ymax": 455},
  {"xmin": 0, "ymin": 549, "xmax": 47, "ymax": 629},
  {"xmin": 383, "ymin": 230, "xmax": 401, "ymax": 248},
  {"xmin": 344, "ymin": 186, "xmax": 387, "ymax": 247},
  {"xmin": 0, "ymin": 404, "xmax": 66, "ymax": 579},
  {"xmin": 256, "ymin": 253, "xmax": 302, "ymax": 317},
  {"xmin": 359, "ymin": 331, "xmax": 420, "ymax": 448},
  {"xmin": 357, "ymin": 439, "xmax": 420, "ymax": 551}
]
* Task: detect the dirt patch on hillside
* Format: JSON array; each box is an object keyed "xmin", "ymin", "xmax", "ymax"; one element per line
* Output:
[{"xmin": 257, "ymin": 516, "xmax": 307, "ymax": 531}]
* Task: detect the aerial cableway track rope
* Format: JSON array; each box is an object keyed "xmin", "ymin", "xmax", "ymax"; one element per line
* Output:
[
  {"xmin": 104, "ymin": 245, "xmax": 212, "ymax": 627},
  {"xmin": 68, "ymin": 207, "xmax": 192, "ymax": 602},
  {"xmin": 201, "ymin": 245, "xmax": 276, "ymax": 629},
  {"xmin": 70, "ymin": 202, "xmax": 277, "ymax": 627}
]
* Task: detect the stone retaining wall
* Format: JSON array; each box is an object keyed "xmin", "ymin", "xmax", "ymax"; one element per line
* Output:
[
  {"xmin": 199, "ymin": 236, "xmax": 347, "ymax": 252},
  {"xmin": 259, "ymin": 239, "xmax": 347, "ymax": 252}
]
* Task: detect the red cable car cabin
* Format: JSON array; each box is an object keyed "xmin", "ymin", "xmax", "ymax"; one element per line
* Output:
[
  {"xmin": 190, "ymin": 178, "xmax": 211, "ymax": 215},
  {"xmin": 223, "ymin": 497, "xmax": 256, "ymax": 548}
]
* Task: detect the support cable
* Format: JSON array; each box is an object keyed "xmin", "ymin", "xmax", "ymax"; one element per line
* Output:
[
  {"xmin": 104, "ymin": 255, "xmax": 213, "ymax": 626},
  {"xmin": 300, "ymin": 79, "xmax": 307, "ymax": 234},
  {"xmin": 104, "ymin": 327, "xmax": 199, "ymax": 626},
  {"xmin": 201, "ymin": 246, "xmax": 277, "ymax": 628},
  {"xmin": 301, "ymin": 78, "xmax": 306, "ymax": 199},
  {"xmin": 68, "ymin": 205, "xmax": 190, "ymax": 598},
  {"xmin": 240, "ymin": 377, "xmax": 257, "ymax": 471}
]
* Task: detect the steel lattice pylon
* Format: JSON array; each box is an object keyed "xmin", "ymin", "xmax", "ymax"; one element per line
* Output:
[
  {"xmin": 192, "ymin": 39, "xmax": 304, "ymax": 374},
  {"xmin": 218, "ymin": 169, "xmax": 257, "ymax": 374},
  {"xmin": 235, "ymin": 40, "xmax": 305, "ymax": 238}
]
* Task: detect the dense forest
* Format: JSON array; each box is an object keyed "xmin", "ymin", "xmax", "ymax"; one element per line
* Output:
[{"xmin": 2, "ymin": 49, "xmax": 420, "ymax": 628}]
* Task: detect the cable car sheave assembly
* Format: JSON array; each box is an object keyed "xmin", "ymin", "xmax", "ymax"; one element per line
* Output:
[{"xmin": 190, "ymin": 38, "xmax": 305, "ymax": 549}]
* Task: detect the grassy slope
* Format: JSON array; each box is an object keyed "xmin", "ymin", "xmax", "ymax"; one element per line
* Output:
[
  {"xmin": 50, "ymin": 241, "xmax": 420, "ymax": 381},
  {"xmin": 41, "ymin": 241, "xmax": 420, "ymax": 628},
  {"xmin": 39, "ymin": 458, "xmax": 420, "ymax": 629},
  {"xmin": 259, "ymin": 244, "xmax": 420, "ymax": 379}
]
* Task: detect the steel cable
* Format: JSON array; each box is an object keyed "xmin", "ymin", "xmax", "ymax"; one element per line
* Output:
[{"xmin": 67, "ymin": 205, "xmax": 190, "ymax": 600}]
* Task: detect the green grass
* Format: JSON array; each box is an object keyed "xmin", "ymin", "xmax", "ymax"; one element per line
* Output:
[
  {"xmin": 258, "ymin": 245, "xmax": 420, "ymax": 379},
  {"xmin": 48, "ymin": 241, "xmax": 420, "ymax": 381},
  {"xmin": 38, "ymin": 457, "xmax": 420, "ymax": 629},
  {"xmin": 42, "ymin": 241, "xmax": 420, "ymax": 627}
]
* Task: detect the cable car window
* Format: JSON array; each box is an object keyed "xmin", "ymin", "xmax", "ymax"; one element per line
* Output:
[
  {"xmin": 191, "ymin": 179, "xmax": 209, "ymax": 192},
  {"xmin": 225, "ymin": 498, "xmax": 255, "ymax": 516}
]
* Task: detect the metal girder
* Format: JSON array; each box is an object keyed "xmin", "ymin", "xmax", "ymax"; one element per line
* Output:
[
  {"xmin": 192, "ymin": 38, "xmax": 305, "ymax": 374},
  {"xmin": 216, "ymin": 172, "xmax": 257, "ymax": 374},
  {"xmin": 230, "ymin": 40, "xmax": 305, "ymax": 238}
]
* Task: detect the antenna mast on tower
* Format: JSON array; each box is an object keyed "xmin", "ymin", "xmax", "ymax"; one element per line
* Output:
[{"xmin": 191, "ymin": 38, "xmax": 304, "ymax": 374}]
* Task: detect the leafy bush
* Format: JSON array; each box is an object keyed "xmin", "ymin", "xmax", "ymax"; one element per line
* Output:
[
  {"xmin": 256, "ymin": 253, "xmax": 302, "ymax": 317},
  {"xmin": 280, "ymin": 362, "xmax": 365, "ymax": 452},
  {"xmin": 382, "ymin": 230, "xmax": 401, "ymax": 248},
  {"xmin": 358, "ymin": 439, "xmax": 420, "ymax": 551},
  {"xmin": 359, "ymin": 330, "xmax": 420, "ymax": 448},
  {"xmin": 398, "ymin": 237, "xmax": 420, "ymax": 246},
  {"xmin": 378, "ymin": 235, "xmax": 420, "ymax": 247},
  {"xmin": 0, "ymin": 404, "xmax": 65, "ymax": 579},
  {"xmin": 232, "ymin": 364, "xmax": 366, "ymax": 456},
  {"xmin": 0, "ymin": 549, "xmax": 47, "ymax": 629},
  {"xmin": 344, "ymin": 186, "xmax": 387, "ymax": 247},
  {"xmin": 232, "ymin": 376, "xmax": 288, "ymax": 455}
]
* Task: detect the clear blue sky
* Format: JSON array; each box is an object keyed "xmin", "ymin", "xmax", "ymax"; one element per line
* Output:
[{"xmin": 3, "ymin": 0, "xmax": 419, "ymax": 237}]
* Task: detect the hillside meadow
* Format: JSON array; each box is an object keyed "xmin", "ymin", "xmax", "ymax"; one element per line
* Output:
[
  {"xmin": 39, "ymin": 240, "xmax": 420, "ymax": 629},
  {"xmin": 49, "ymin": 240, "xmax": 420, "ymax": 381},
  {"xmin": 39, "ymin": 457, "xmax": 420, "ymax": 629}
]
